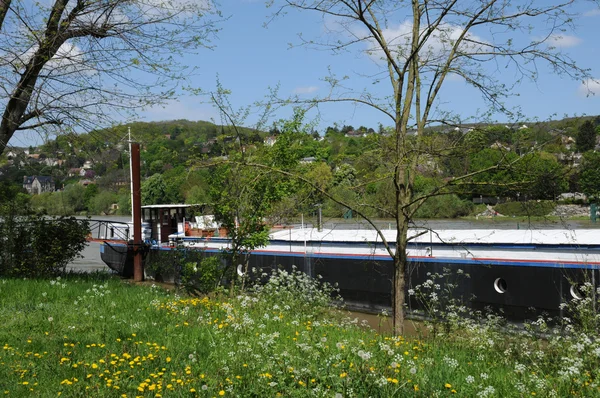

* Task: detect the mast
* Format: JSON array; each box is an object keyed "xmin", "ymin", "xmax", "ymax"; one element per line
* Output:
[
  {"xmin": 128, "ymin": 127, "xmax": 143, "ymax": 282},
  {"xmin": 128, "ymin": 127, "xmax": 134, "ymax": 225}
]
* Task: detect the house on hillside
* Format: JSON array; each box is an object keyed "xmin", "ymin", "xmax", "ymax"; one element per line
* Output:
[
  {"xmin": 68, "ymin": 168, "xmax": 86, "ymax": 177},
  {"xmin": 264, "ymin": 136, "xmax": 277, "ymax": 146},
  {"xmin": 23, "ymin": 176, "xmax": 55, "ymax": 195},
  {"xmin": 344, "ymin": 130, "xmax": 366, "ymax": 138}
]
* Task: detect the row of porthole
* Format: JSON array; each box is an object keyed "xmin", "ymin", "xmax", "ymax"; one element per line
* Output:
[{"xmin": 494, "ymin": 277, "xmax": 585, "ymax": 300}]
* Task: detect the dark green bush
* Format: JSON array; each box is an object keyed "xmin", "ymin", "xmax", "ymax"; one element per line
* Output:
[
  {"xmin": 494, "ymin": 200, "xmax": 556, "ymax": 217},
  {"xmin": 0, "ymin": 213, "xmax": 89, "ymax": 277},
  {"xmin": 144, "ymin": 249, "xmax": 222, "ymax": 294}
]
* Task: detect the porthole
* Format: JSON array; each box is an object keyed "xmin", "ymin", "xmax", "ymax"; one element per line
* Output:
[
  {"xmin": 237, "ymin": 264, "xmax": 245, "ymax": 277},
  {"xmin": 494, "ymin": 278, "xmax": 507, "ymax": 294},
  {"xmin": 570, "ymin": 284, "xmax": 583, "ymax": 300}
]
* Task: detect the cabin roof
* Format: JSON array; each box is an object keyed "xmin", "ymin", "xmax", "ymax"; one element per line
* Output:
[
  {"xmin": 269, "ymin": 228, "xmax": 600, "ymax": 246},
  {"xmin": 141, "ymin": 204, "xmax": 203, "ymax": 210}
]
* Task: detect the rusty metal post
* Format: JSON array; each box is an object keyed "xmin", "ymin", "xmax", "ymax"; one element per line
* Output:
[{"xmin": 131, "ymin": 142, "xmax": 143, "ymax": 282}]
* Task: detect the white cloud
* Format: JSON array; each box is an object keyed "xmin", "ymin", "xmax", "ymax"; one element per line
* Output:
[
  {"xmin": 547, "ymin": 34, "xmax": 582, "ymax": 48},
  {"xmin": 583, "ymin": 8, "xmax": 600, "ymax": 17},
  {"xmin": 293, "ymin": 86, "xmax": 319, "ymax": 95},
  {"xmin": 367, "ymin": 21, "xmax": 488, "ymax": 63},
  {"xmin": 578, "ymin": 78, "xmax": 600, "ymax": 97}
]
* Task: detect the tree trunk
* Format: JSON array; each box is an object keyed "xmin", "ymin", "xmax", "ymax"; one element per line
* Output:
[{"xmin": 393, "ymin": 215, "xmax": 409, "ymax": 335}]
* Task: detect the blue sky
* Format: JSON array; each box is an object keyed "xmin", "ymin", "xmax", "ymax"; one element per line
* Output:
[
  {"xmin": 137, "ymin": 1, "xmax": 600, "ymax": 132},
  {"xmin": 9, "ymin": 0, "xmax": 600, "ymax": 150}
]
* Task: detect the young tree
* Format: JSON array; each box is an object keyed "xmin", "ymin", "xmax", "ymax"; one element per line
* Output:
[
  {"xmin": 0, "ymin": 0, "xmax": 218, "ymax": 155},
  {"xmin": 270, "ymin": 0, "xmax": 593, "ymax": 334}
]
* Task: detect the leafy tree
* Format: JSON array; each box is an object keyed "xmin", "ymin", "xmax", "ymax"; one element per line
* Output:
[
  {"xmin": 84, "ymin": 184, "xmax": 99, "ymax": 211},
  {"xmin": 142, "ymin": 174, "xmax": 179, "ymax": 205},
  {"xmin": 208, "ymin": 161, "xmax": 272, "ymax": 287},
  {"xmin": 0, "ymin": 181, "xmax": 29, "ymax": 214},
  {"xmin": 515, "ymin": 152, "xmax": 567, "ymax": 200},
  {"xmin": 90, "ymin": 191, "xmax": 118, "ymax": 215},
  {"xmin": 62, "ymin": 184, "xmax": 86, "ymax": 213},
  {"xmin": 116, "ymin": 189, "xmax": 132, "ymax": 216},
  {"xmin": 272, "ymin": 0, "xmax": 592, "ymax": 334},
  {"xmin": 579, "ymin": 151, "xmax": 600, "ymax": 200},
  {"xmin": 576, "ymin": 120, "xmax": 597, "ymax": 153},
  {"xmin": 0, "ymin": 0, "xmax": 219, "ymax": 155}
]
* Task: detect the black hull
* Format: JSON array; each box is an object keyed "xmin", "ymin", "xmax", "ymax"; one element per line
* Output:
[
  {"xmin": 246, "ymin": 252, "xmax": 599, "ymax": 320},
  {"xmin": 101, "ymin": 243, "xmax": 599, "ymax": 321},
  {"xmin": 100, "ymin": 242, "xmax": 134, "ymax": 278}
]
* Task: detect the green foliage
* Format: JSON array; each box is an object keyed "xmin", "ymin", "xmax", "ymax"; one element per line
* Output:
[
  {"xmin": 250, "ymin": 267, "xmax": 341, "ymax": 315},
  {"xmin": 467, "ymin": 149, "xmax": 519, "ymax": 197},
  {"xmin": 494, "ymin": 200, "xmax": 555, "ymax": 217},
  {"xmin": 145, "ymin": 249, "xmax": 222, "ymax": 294},
  {"xmin": 579, "ymin": 151, "xmax": 600, "ymax": 199},
  {"xmin": 30, "ymin": 192, "xmax": 74, "ymax": 215},
  {"xmin": 83, "ymin": 184, "xmax": 99, "ymax": 210},
  {"xmin": 90, "ymin": 191, "xmax": 118, "ymax": 215},
  {"xmin": 515, "ymin": 152, "xmax": 567, "ymax": 200},
  {"xmin": 208, "ymin": 162, "xmax": 272, "ymax": 278},
  {"xmin": 180, "ymin": 257, "xmax": 222, "ymax": 295},
  {"xmin": 0, "ymin": 181, "xmax": 30, "ymax": 213},
  {"xmin": 0, "ymin": 210, "xmax": 89, "ymax": 277},
  {"xmin": 414, "ymin": 194, "xmax": 474, "ymax": 219},
  {"xmin": 322, "ymin": 184, "xmax": 358, "ymax": 217},
  {"xmin": 141, "ymin": 173, "xmax": 183, "ymax": 205},
  {"xmin": 576, "ymin": 120, "xmax": 597, "ymax": 152},
  {"xmin": 62, "ymin": 184, "xmax": 86, "ymax": 213},
  {"xmin": 0, "ymin": 272, "xmax": 599, "ymax": 396}
]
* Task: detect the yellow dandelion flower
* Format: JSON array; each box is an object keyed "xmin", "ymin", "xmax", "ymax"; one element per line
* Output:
[
  {"xmin": 451, "ymin": 389, "xmax": 457, "ymax": 393},
  {"xmin": 445, "ymin": 383, "xmax": 452, "ymax": 388},
  {"xmin": 414, "ymin": 385, "xmax": 419, "ymax": 391},
  {"xmin": 340, "ymin": 372, "xmax": 347, "ymax": 378},
  {"xmin": 219, "ymin": 390, "xmax": 225, "ymax": 396}
]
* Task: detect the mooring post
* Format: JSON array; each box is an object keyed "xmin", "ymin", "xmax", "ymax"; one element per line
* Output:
[
  {"xmin": 317, "ymin": 204, "xmax": 323, "ymax": 232},
  {"xmin": 131, "ymin": 142, "xmax": 143, "ymax": 282}
]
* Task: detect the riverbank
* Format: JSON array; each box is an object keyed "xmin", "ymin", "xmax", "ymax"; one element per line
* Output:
[{"xmin": 1, "ymin": 272, "xmax": 598, "ymax": 397}]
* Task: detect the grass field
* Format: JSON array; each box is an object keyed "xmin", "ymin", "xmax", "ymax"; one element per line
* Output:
[{"xmin": 1, "ymin": 270, "xmax": 599, "ymax": 397}]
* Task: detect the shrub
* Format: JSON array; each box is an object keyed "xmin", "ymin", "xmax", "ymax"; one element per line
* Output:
[
  {"xmin": 0, "ymin": 213, "xmax": 89, "ymax": 277},
  {"xmin": 494, "ymin": 200, "xmax": 555, "ymax": 217},
  {"xmin": 414, "ymin": 194, "xmax": 474, "ymax": 218},
  {"xmin": 250, "ymin": 267, "xmax": 341, "ymax": 315},
  {"xmin": 144, "ymin": 248, "xmax": 223, "ymax": 294},
  {"xmin": 180, "ymin": 256, "xmax": 222, "ymax": 295}
]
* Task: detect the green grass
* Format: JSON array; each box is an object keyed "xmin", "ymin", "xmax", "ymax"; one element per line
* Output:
[{"xmin": 0, "ymin": 271, "xmax": 599, "ymax": 397}]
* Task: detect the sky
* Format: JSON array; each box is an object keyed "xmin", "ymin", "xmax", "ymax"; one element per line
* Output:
[
  {"xmin": 136, "ymin": 0, "xmax": 600, "ymax": 133},
  {"xmin": 8, "ymin": 0, "xmax": 600, "ymax": 149}
]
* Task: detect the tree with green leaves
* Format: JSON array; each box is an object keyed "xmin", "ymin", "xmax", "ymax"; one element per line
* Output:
[
  {"xmin": 576, "ymin": 120, "xmax": 597, "ymax": 153},
  {"xmin": 208, "ymin": 160, "xmax": 273, "ymax": 289},
  {"xmin": 579, "ymin": 151, "xmax": 600, "ymax": 200},
  {"xmin": 141, "ymin": 173, "xmax": 183, "ymax": 205},
  {"xmin": 270, "ymin": 0, "xmax": 593, "ymax": 334},
  {"xmin": 0, "ymin": 0, "xmax": 218, "ymax": 155}
]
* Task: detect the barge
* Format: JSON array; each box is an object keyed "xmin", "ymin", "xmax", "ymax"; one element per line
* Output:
[{"xmin": 99, "ymin": 204, "xmax": 600, "ymax": 320}]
